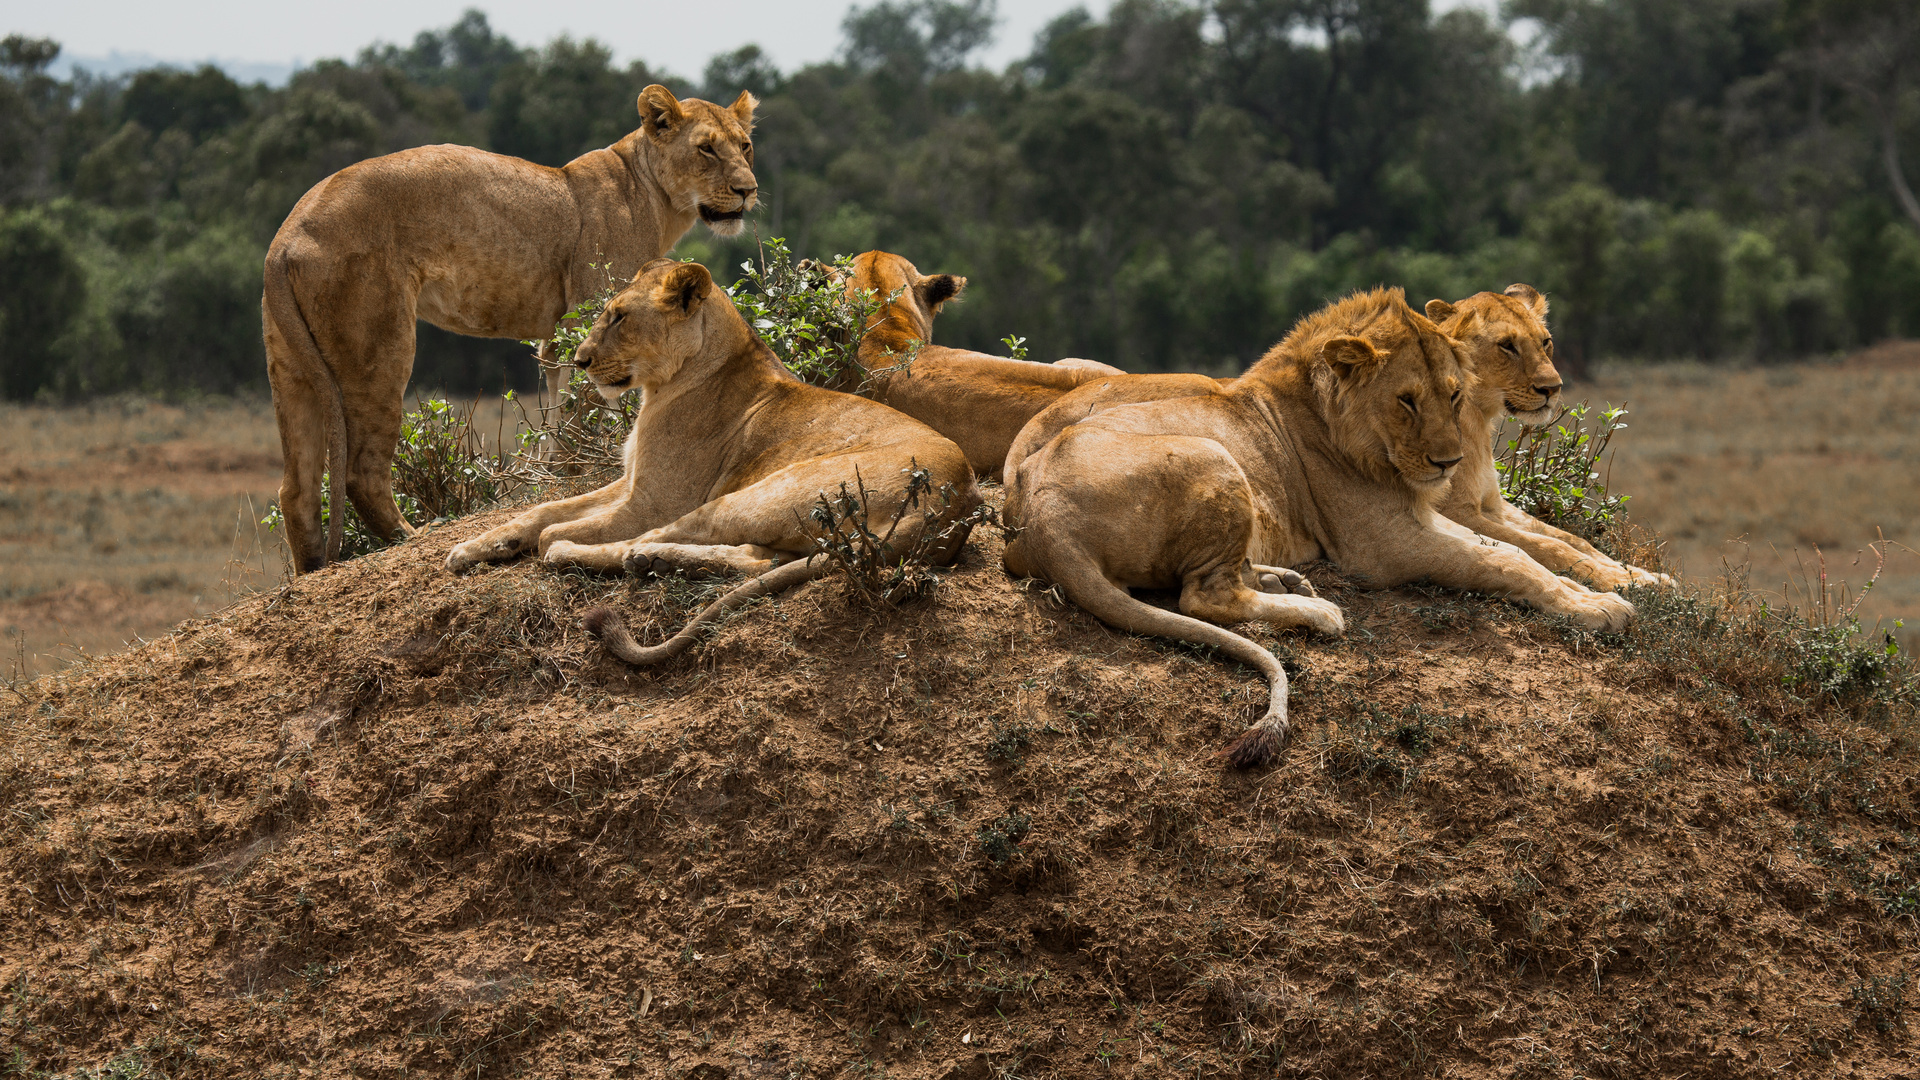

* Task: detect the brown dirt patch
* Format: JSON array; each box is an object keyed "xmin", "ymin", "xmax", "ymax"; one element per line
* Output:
[{"xmin": 3, "ymin": 503, "xmax": 1917, "ymax": 1077}]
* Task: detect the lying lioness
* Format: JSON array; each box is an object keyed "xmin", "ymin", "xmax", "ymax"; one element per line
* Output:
[
  {"xmin": 1427, "ymin": 286, "xmax": 1670, "ymax": 590},
  {"xmin": 1003, "ymin": 288, "xmax": 1632, "ymax": 767},
  {"xmin": 841, "ymin": 251, "xmax": 1123, "ymax": 480},
  {"xmin": 445, "ymin": 259, "xmax": 980, "ymax": 664}
]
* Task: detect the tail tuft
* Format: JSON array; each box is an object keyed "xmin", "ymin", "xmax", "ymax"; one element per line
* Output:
[
  {"xmin": 1216, "ymin": 725, "xmax": 1285, "ymax": 770},
  {"xmin": 582, "ymin": 606, "xmax": 650, "ymax": 664}
]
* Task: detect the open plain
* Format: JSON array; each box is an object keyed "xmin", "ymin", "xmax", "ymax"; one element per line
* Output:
[{"xmin": 5, "ymin": 347, "xmax": 1916, "ymax": 678}]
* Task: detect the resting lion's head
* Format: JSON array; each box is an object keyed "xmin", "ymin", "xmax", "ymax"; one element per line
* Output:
[
  {"xmin": 1294, "ymin": 288, "xmax": 1469, "ymax": 495},
  {"xmin": 1426, "ymin": 284, "xmax": 1560, "ymax": 425},
  {"xmin": 632, "ymin": 84, "xmax": 759, "ymax": 238},
  {"xmin": 574, "ymin": 259, "xmax": 731, "ymax": 403},
  {"xmin": 845, "ymin": 250, "xmax": 966, "ymax": 344}
]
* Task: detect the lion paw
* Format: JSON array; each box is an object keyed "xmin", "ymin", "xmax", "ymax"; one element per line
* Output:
[
  {"xmin": 1301, "ymin": 596, "xmax": 1346, "ymax": 638},
  {"xmin": 1627, "ymin": 565, "xmax": 1673, "ymax": 588},
  {"xmin": 1252, "ymin": 564, "xmax": 1318, "ymax": 598},
  {"xmin": 1566, "ymin": 591, "xmax": 1634, "ymax": 631},
  {"xmin": 445, "ymin": 535, "xmax": 525, "ymax": 574}
]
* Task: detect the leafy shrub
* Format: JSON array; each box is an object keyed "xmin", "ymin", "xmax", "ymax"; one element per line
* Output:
[
  {"xmin": 802, "ymin": 462, "xmax": 997, "ymax": 604},
  {"xmin": 1495, "ymin": 402, "xmax": 1631, "ymax": 536},
  {"xmin": 728, "ymin": 236, "xmax": 915, "ymax": 389}
]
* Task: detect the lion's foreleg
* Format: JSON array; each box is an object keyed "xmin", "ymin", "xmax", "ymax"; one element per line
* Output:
[
  {"xmin": 444, "ymin": 477, "xmax": 628, "ymax": 573},
  {"xmin": 1358, "ymin": 515, "xmax": 1636, "ymax": 630},
  {"xmin": 1485, "ymin": 499, "xmax": 1671, "ymax": 587}
]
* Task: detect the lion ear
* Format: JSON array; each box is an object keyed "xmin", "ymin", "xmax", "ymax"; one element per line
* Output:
[
  {"xmin": 728, "ymin": 89, "xmax": 759, "ymax": 128},
  {"xmin": 658, "ymin": 261, "xmax": 712, "ymax": 314},
  {"xmin": 915, "ymin": 273, "xmax": 965, "ymax": 311},
  {"xmin": 1504, "ymin": 283, "xmax": 1549, "ymax": 318},
  {"xmin": 638, "ymin": 85, "xmax": 685, "ymax": 135},
  {"xmin": 1424, "ymin": 299, "xmax": 1456, "ymax": 322},
  {"xmin": 1321, "ymin": 336, "xmax": 1380, "ymax": 376}
]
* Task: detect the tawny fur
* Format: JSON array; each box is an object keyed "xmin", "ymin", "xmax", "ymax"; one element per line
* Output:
[
  {"xmin": 839, "ymin": 251, "xmax": 1124, "ymax": 480},
  {"xmin": 265, "ymin": 85, "xmax": 759, "ymax": 573},
  {"xmin": 1428, "ymin": 286, "xmax": 1672, "ymax": 591},
  {"xmin": 1002, "ymin": 287, "xmax": 1635, "ymax": 767},
  {"xmin": 444, "ymin": 259, "xmax": 980, "ymax": 667}
]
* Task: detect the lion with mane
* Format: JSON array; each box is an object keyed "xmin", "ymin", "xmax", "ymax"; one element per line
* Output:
[
  {"xmin": 1002, "ymin": 288, "xmax": 1633, "ymax": 768},
  {"xmin": 265, "ymin": 85, "xmax": 758, "ymax": 573}
]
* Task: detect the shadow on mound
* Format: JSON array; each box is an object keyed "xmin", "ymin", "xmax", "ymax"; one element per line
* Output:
[{"xmin": 3, "ymin": 503, "xmax": 1917, "ymax": 1076}]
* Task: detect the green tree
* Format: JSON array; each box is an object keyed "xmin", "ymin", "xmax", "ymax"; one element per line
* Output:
[{"xmin": 0, "ymin": 208, "xmax": 87, "ymax": 400}]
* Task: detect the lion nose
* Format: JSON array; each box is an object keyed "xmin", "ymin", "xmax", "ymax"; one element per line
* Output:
[
  {"xmin": 1429, "ymin": 455, "xmax": 1462, "ymax": 471},
  {"xmin": 733, "ymin": 183, "xmax": 756, "ymax": 202},
  {"xmin": 1535, "ymin": 383, "xmax": 1562, "ymax": 397}
]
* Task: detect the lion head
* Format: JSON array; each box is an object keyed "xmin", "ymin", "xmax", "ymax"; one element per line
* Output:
[
  {"xmin": 632, "ymin": 84, "xmax": 759, "ymax": 238},
  {"xmin": 1287, "ymin": 288, "xmax": 1469, "ymax": 495},
  {"xmin": 1426, "ymin": 284, "xmax": 1560, "ymax": 425},
  {"xmin": 846, "ymin": 250, "xmax": 966, "ymax": 349},
  {"xmin": 574, "ymin": 259, "xmax": 732, "ymax": 402}
]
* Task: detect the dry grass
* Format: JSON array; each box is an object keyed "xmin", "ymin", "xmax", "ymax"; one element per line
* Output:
[
  {"xmin": 1592, "ymin": 341, "xmax": 1920, "ymax": 653},
  {"xmin": 0, "ymin": 397, "xmax": 285, "ymax": 677}
]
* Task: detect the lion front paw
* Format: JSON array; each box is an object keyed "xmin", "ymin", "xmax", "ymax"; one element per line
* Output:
[
  {"xmin": 1627, "ymin": 565, "xmax": 1673, "ymax": 588},
  {"xmin": 1301, "ymin": 596, "xmax": 1346, "ymax": 638},
  {"xmin": 1566, "ymin": 590, "xmax": 1634, "ymax": 631},
  {"xmin": 445, "ymin": 534, "xmax": 526, "ymax": 574}
]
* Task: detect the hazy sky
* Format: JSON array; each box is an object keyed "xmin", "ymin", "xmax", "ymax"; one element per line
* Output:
[
  {"xmin": 8, "ymin": 0, "xmax": 1502, "ymax": 85},
  {"xmin": 12, "ymin": 0, "xmax": 1113, "ymax": 82}
]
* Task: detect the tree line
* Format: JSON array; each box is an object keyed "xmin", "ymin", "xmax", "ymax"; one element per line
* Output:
[{"xmin": 2, "ymin": 0, "xmax": 1918, "ymax": 401}]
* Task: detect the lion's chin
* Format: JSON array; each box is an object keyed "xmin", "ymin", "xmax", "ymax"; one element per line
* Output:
[
  {"xmin": 699, "ymin": 204, "xmax": 747, "ymax": 237},
  {"xmin": 1507, "ymin": 402, "xmax": 1554, "ymax": 426},
  {"xmin": 595, "ymin": 378, "xmax": 632, "ymax": 405}
]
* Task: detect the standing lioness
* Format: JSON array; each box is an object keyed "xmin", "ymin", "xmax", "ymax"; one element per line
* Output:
[
  {"xmin": 445, "ymin": 260, "xmax": 981, "ymax": 666},
  {"xmin": 266, "ymin": 85, "xmax": 758, "ymax": 573}
]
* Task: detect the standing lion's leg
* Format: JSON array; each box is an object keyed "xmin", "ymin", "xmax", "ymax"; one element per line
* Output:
[
  {"xmin": 265, "ymin": 310, "xmax": 329, "ymax": 573},
  {"xmin": 313, "ymin": 284, "xmax": 419, "ymax": 544}
]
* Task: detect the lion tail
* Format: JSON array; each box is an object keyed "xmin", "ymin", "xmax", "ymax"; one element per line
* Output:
[
  {"xmin": 262, "ymin": 244, "xmax": 351, "ymax": 570},
  {"xmin": 582, "ymin": 557, "xmax": 832, "ymax": 666},
  {"xmin": 1023, "ymin": 538, "xmax": 1292, "ymax": 768}
]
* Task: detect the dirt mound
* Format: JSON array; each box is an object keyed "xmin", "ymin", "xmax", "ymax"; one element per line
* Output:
[{"xmin": 3, "ymin": 505, "xmax": 1917, "ymax": 1077}]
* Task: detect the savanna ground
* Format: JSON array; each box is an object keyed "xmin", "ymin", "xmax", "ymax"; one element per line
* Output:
[
  {"xmin": 4, "ymin": 347, "xmax": 1916, "ymax": 678},
  {"xmin": 1, "ymin": 347, "xmax": 1918, "ymax": 1078},
  {"xmin": 2, "ymin": 480, "xmax": 1917, "ymax": 1078}
]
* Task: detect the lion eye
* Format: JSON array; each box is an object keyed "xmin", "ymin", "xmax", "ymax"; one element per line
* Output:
[
  {"xmin": 609, "ymin": 311, "xmax": 625, "ymax": 326},
  {"xmin": 1499, "ymin": 339, "xmax": 1519, "ymax": 354},
  {"xmin": 700, "ymin": 142, "xmax": 719, "ymax": 158},
  {"xmin": 1398, "ymin": 394, "xmax": 1417, "ymax": 413}
]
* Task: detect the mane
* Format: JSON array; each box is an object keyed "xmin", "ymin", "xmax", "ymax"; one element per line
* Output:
[
  {"xmin": 1243, "ymin": 285, "xmax": 1449, "ymax": 500},
  {"xmin": 1258, "ymin": 285, "xmax": 1415, "ymax": 373}
]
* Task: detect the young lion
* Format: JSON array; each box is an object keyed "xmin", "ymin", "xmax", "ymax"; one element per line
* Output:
[
  {"xmin": 444, "ymin": 259, "xmax": 980, "ymax": 666},
  {"xmin": 1427, "ymin": 285, "xmax": 1670, "ymax": 590},
  {"xmin": 267, "ymin": 85, "xmax": 758, "ymax": 573},
  {"xmin": 1003, "ymin": 288, "xmax": 1632, "ymax": 767},
  {"xmin": 840, "ymin": 251, "xmax": 1124, "ymax": 480}
]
